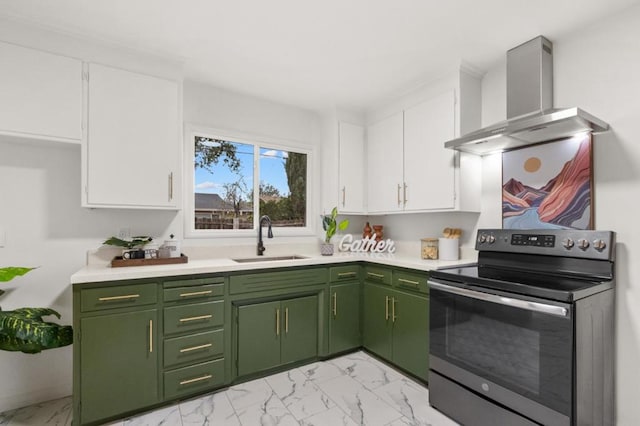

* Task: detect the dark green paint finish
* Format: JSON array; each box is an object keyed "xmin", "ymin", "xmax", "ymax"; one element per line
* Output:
[
  {"xmin": 392, "ymin": 290, "xmax": 429, "ymax": 380},
  {"xmin": 393, "ymin": 270, "xmax": 429, "ymax": 295},
  {"xmin": 163, "ymin": 358, "xmax": 225, "ymax": 400},
  {"xmin": 163, "ymin": 300, "xmax": 224, "ymax": 334},
  {"xmin": 329, "ymin": 282, "xmax": 361, "ymax": 354},
  {"xmin": 229, "ymin": 268, "xmax": 328, "ymax": 294},
  {"xmin": 163, "ymin": 329, "xmax": 224, "ymax": 368},
  {"xmin": 329, "ymin": 265, "xmax": 360, "ymax": 282},
  {"xmin": 163, "ymin": 276, "xmax": 224, "ymax": 289},
  {"xmin": 281, "ymin": 295, "xmax": 318, "ymax": 364},
  {"xmin": 362, "ymin": 283, "xmax": 393, "ymax": 359},
  {"xmin": 163, "ymin": 284, "xmax": 223, "ymax": 302},
  {"xmin": 79, "ymin": 309, "xmax": 158, "ymax": 425},
  {"xmin": 237, "ymin": 300, "xmax": 281, "ymax": 376},
  {"xmin": 364, "ymin": 265, "xmax": 392, "ymax": 285},
  {"xmin": 80, "ymin": 282, "xmax": 157, "ymax": 312}
]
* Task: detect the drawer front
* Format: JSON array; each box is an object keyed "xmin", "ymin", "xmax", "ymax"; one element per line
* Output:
[
  {"xmin": 329, "ymin": 265, "xmax": 360, "ymax": 282},
  {"xmin": 393, "ymin": 270, "xmax": 429, "ymax": 294},
  {"xmin": 363, "ymin": 266, "xmax": 392, "ymax": 285},
  {"xmin": 163, "ymin": 301, "xmax": 224, "ymax": 335},
  {"xmin": 164, "ymin": 329, "xmax": 224, "ymax": 368},
  {"xmin": 81, "ymin": 283, "xmax": 157, "ymax": 312},
  {"xmin": 163, "ymin": 284, "xmax": 223, "ymax": 303},
  {"xmin": 164, "ymin": 359, "xmax": 225, "ymax": 400},
  {"xmin": 230, "ymin": 268, "xmax": 328, "ymax": 294},
  {"xmin": 163, "ymin": 276, "xmax": 224, "ymax": 289}
]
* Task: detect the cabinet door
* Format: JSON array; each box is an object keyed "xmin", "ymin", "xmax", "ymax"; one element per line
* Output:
[
  {"xmin": 391, "ymin": 290, "xmax": 429, "ymax": 381},
  {"xmin": 86, "ymin": 63, "xmax": 179, "ymax": 208},
  {"xmin": 281, "ymin": 295, "xmax": 318, "ymax": 364},
  {"xmin": 237, "ymin": 301, "xmax": 281, "ymax": 376},
  {"xmin": 80, "ymin": 309, "xmax": 158, "ymax": 424},
  {"xmin": 338, "ymin": 122, "xmax": 365, "ymax": 213},
  {"xmin": 0, "ymin": 42, "xmax": 82, "ymax": 142},
  {"xmin": 329, "ymin": 282, "xmax": 361, "ymax": 354},
  {"xmin": 403, "ymin": 91, "xmax": 456, "ymax": 210},
  {"xmin": 362, "ymin": 283, "xmax": 393, "ymax": 360},
  {"xmin": 367, "ymin": 112, "xmax": 403, "ymax": 213}
]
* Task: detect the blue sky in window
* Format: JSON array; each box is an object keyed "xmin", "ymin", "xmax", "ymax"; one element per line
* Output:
[{"xmin": 194, "ymin": 142, "xmax": 291, "ymax": 196}]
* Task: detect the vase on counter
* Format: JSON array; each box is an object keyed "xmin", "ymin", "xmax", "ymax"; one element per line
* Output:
[
  {"xmin": 363, "ymin": 222, "xmax": 372, "ymax": 239},
  {"xmin": 373, "ymin": 225, "xmax": 384, "ymax": 242},
  {"xmin": 320, "ymin": 242, "xmax": 334, "ymax": 256}
]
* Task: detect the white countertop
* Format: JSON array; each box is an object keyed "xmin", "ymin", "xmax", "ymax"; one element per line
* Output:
[{"xmin": 71, "ymin": 244, "xmax": 477, "ymax": 284}]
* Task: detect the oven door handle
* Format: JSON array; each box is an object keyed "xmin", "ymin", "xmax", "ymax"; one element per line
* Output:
[{"xmin": 428, "ymin": 280, "xmax": 569, "ymax": 317}]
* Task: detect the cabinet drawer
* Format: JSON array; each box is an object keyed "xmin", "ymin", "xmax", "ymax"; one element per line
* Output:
[
  {"xmin": 163, "ymin": 276, "xmax": 224, "ymax": 289},
  {"xmin": 230, "ymin": 268, "xmax": 328, "ymax": 294},
  {"xmin": 329, "ymin": 265, "xmax": 360, "ymax": 282},
  {"xmin": 164, "ymin": 301, "xmax": 223, "ymax": 335},
  {"xmin": 363, "ymin": 266, "xmax": 392, "ymax": 285},
  {"xmin": 393, "ymin": 270, "xmax": 429, "ymax": 294},
  {"xmin": 164, "ymin": 359, "xmax": 224, "ymax": 400},
  {"xmin": 164, "ymin": 330, "xmax": 224, "ymax": 368},
  {"xmin": 81, "ymin": 283, "xmax": 157, "ymax": 312},
  {"xmin": 163, "ymin": 284, "xmax": 223, "ymax": 302}
]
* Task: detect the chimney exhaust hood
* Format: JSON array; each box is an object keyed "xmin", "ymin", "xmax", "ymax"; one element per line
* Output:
[{"xmin": 445, "ymin": 36, "xmax": 609, "ymax": 155}]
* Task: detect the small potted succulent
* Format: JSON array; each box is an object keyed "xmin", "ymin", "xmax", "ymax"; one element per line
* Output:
[
  {"xmin": 321, "ymin": 207, "xmax": 349, "ymax": 256},
  {"xmin": 103, "ymin": 236, "xmax": 153, "ymax": 259}
]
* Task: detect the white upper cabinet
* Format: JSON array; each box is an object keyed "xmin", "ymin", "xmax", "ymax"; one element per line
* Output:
[
  {"xmin": 84, "ymin": 63, "xmax": 179, "ymax": 209},
  {"xmin": 367, "ymin": 112, "xmax": 404, "ymax": 213},
  {"xmin": 338, "ymin": 122, "xmax": 365, "ymax": 213},
  {"xmin": 0, "ymin": 42, "xmax": 82, "ymax": 142},
  {"xmin": 403, "ymin": 90, "xmax": 456, "ymax": 211}
]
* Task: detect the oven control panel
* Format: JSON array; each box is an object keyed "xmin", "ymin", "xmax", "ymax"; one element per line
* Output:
[{"xmin": 475, "ymin": 229, "xmax": 615, "ymax": 260}]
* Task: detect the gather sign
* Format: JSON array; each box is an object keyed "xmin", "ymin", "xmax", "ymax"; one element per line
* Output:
[{"xmin": 338, "ymin": 234, "xmax": 396, "ymax": 253}]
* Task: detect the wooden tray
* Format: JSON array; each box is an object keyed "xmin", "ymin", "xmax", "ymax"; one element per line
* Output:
[{"xmin": 111, "ymin": 254, "xmax": 188, "ymax": 268}]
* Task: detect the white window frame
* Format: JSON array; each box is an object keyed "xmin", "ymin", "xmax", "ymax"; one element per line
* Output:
[{"xmin": 184, "ymin": 124, "xmax": 315, "ymax": 238}]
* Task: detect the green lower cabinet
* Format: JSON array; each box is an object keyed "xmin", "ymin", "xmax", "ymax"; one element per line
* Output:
[
  {"xmin": 363, "ymin": 283, "xmax": 429, "ymax": 381},
  {"xmin": 79, "ymin": 309, "xmax": 159, "ymax": 424},
  {"xmin": 329, "ymin": 282, "xmax": 361, "ymax": 354},
  {"xmin": 236, "ymin": 295, "xmax": 318, "ymax": 377},
  {"xmin": 363, "ymin": 283, "xmax": 393, "ymax": 359}
]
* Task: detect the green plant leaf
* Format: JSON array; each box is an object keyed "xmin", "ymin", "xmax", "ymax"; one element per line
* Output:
[
  {"xmin": 0, "ymin": 308, "xmax": 72, "ymax": 354},
  {"xmin": 338, "ymin": 219, "xmax": 350, "ymax": 231},
  {"xmin": 0, "ymin": 267, "xmax": 35, "ymax": 283},
  {"xmin": 103, "ymin": 236, "xmax": 152, "ymax": 249}
]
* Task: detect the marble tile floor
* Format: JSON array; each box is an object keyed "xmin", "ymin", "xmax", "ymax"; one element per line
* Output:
[{"xmin": 0, "ymin": 351, "xmax": 459, "ymax": 426}]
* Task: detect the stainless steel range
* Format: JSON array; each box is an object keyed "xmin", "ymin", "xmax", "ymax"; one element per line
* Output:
[{"xmin": 428, "ymin": 229, "xmax": 615, "ymax": 426}]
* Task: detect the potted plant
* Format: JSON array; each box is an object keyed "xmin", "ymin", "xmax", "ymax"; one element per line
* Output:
[
  {"xmin": 0, "ymin": 267, "xmax": 73, "ymax": 353},
  {"xmin": 321, "ymin": 207, "xmax": 349, "ymax": 256},
  {"xmin": 103, "ymin": 236, "xmax": 153, "ymax": 259}
]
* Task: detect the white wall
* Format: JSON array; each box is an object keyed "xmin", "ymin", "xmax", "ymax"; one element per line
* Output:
[{"xmin": 479, "ymin": 5, "xmax": 640, "ymax": 424}]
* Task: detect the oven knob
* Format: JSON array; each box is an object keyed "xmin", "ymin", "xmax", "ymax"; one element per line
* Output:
[
  {"xmin": 593, "ymin": 239, "xmax": 607, "ymax": 251},
  {"xmin": 487, "ymin": 235, "xmax": 496, "ymax": 244},
  {"xmin": 477, "ymin": 234, "xmax": 486, "ymax": 244},
  {"xmin": 562, "ymin": 238, "xmax": 574, "ymax": 249},
  {"xmin": 577, "ymin": 238, "xmax": 590, "ymax": 250}
]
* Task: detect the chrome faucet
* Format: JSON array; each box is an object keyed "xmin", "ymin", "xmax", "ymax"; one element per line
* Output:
[{"xmin": 257, "ymin": 215, "xmax": 273, "ymax": 256}]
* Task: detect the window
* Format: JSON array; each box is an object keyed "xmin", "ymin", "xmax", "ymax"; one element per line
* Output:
[{"xmin": 186, "ymin": 126, "xmax": 313, "ymax": 237}]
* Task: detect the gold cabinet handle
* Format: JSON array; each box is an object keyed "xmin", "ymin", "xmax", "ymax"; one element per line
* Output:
[
  {"xmin": 397, "ymin": 184, "xmax": 402, "ymax": 206},
  {"xmin": 332, "ymin": 292, "xmax": 337, "ymax": 317},
  {"xmin": 342, "ymin": 186, "xmax": 346, "ymax": 207},
  {"xmin": 338, "ymin": 272, "xmax": 356, "ymax": 278},
  {"xmin": 98, "ymin": 294, "xmax": 140, "ymax": 301},
  {"xmin": 179, "ymin": 290, "xmax": 213, "ymax": 297},
  {"xmin": 179, "ymin": 343, "xmax": 212, "ymax": 353},
  {"xmin": 392, "ymin": 297, "xmax": 397, "ymax": 323},
  {"xmin": 180, "ymin": 374, "xmax": 212, "ymax": 386},
  {"xmin": 403, "ymin": 182, "xmax": 408, "ymax": 206},
  {"xmin": 168, "ymin": 172, "xmax": 174, "ymax": 202},
  {"xmin": 276, "ymin": 308, "xmax": 280, "ymax": 336},
  {"xmin": 385, "ymin": 296, "xmax": 390, "ymax": 320},
  {"xmin": 149, "ymin": 319, "xmax": 153, "ymax": 353},
  {"xmin": 179, "ymin": 314, "xmax": 212, "ymax": 322},
  {"xmin": 285, "ymin": 308, "xmax": 289, "ymax": 334},
  {"xmin": 367, "ymin": 272, "xmax": 385, "ymax": 279},
  {"xmin": 398, "ymin": 278, "xmax": 420, "ymax": 287}
]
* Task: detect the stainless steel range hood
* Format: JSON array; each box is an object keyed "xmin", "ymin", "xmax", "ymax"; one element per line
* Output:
[{"xmin": 445, "ymin": 36, "xmax": 609, "ymax": 155}]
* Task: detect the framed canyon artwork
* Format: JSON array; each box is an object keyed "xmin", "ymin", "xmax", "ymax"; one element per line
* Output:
[{"xmin": 502, "ymin": 133, "xmax": 594, "ymax": 230}]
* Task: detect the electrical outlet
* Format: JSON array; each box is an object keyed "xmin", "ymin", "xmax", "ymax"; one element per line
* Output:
[{"xmin": 118, "ymin": 228, "xmax": 131, "ymax": 239}]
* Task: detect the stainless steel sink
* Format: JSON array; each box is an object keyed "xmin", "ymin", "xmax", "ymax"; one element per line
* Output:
[{"xmin": 231, "ymin": 255, "xmax": 308, "ymax": 263}]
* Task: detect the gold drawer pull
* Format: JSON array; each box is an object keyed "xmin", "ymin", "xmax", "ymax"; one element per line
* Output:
[
  {"xmin": 337, "ymin": 272, "xmax": 356, "ymax": 278},
  {"xmin": 179, "ymin": 343, "xmax": 212, "ymax": 353},
  {"xmin": 98, "ymin": 294, "xmax": 140, "ymax": 301},
  {"xmin": 149, "ymin": 319, "xmax": 153, "ymax": 353},
  {"xmin": 332, "ymin": 292, "xmax": 337, "ymax": 317},
  {"xmin": 276, "ymin": 308, "xmax": 280, "ymax": 336},
  {"xmin": 385, "ymin": 296, "xmax": 390, "ymax": 320},
  {"xmin": 179, "ymin": 314, "xmax": 212, "ymax": 322},
  {"xmin": 367, "ymin": 272, "xmax": 385, "ymax": 279},
  {"xmin": 179, "ymin": 290, "xmax": 213, "ymax": 297},
  {"xmin": 179, "ymin": 374, "xmax": 212, "ymax": 386},
  {"xmin": 398, "ymin": 278, "xmax": 420, "ymax": 287}
]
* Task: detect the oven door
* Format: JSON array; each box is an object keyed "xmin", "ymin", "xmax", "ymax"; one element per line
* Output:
[{"xmin": 429, "ymin": 278, "xmax": 573, "ymax": 426}]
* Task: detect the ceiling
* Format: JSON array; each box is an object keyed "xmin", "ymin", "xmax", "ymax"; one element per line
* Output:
[{"xmin": 1, "ymin": 0, "xmax": 639, "ymax": 111}]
